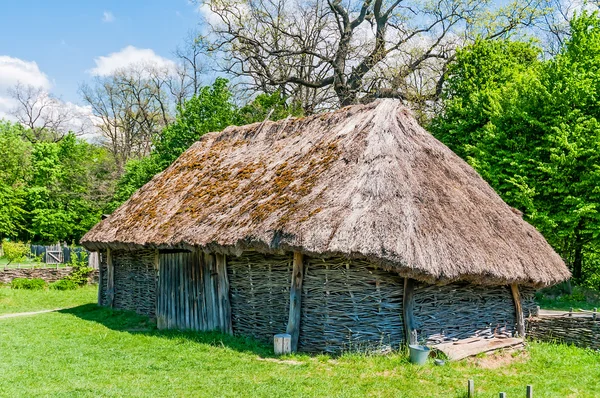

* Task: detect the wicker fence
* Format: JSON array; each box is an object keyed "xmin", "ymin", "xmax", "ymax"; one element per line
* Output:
[{"xmin": 527, "ymin": 311, "xmax": 600, "ymax": 350}]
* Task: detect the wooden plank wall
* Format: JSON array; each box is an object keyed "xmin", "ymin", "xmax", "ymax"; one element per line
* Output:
[{"xmin": 156, "ymin": 250, "xmax": 232, "ymax": 333}]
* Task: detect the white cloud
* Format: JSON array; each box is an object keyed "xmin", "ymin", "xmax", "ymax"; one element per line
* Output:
[
  {"xmin": 0, "ymin": 55, "xmax": 100, "ymax": 140},
  {"xmin": 0, "ymin": 56, "xmax": 51, "ymax": 91},
  {"xmin": 0, "ymin": 56, "xmax": 51, "ymax": 120},
  {"xmin": 87, "ymin": 45, "xmax": 177, "ymax": 76},
  {"xmin": 102, "ymin": 11, "xmax": 115, "ymax": 23}
]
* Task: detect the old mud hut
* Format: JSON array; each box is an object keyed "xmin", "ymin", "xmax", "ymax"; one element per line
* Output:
[{"xmin": 81, "ymin": 100, "xmax": 570, "ymax": 353}]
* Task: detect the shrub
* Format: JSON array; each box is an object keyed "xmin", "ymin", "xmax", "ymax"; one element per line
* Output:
[
  {"xmin": 49, "ymin": 279, "xmax": 78, "ymax": 290},
  {"xmin": 11, "ymin": 278, "xmax": 47, "ymax": 290},
  {"xmin": 66, "ymin": 250, "xmax": 93, "ymax": 286},
  {"xmin": 2, "ymin": 240, "xmax": 29, "ymax": 265}
]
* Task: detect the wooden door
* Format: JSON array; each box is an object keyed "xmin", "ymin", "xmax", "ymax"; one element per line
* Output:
[{"xmin": 156, "ymin": 251, "xmax": 231, "ymax": 333}]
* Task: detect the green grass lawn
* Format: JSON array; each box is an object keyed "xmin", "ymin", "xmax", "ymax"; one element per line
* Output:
[
  {"xmin": 0, "ymin": 288, "xmax": 598, "ymax": 397},
  {"xmin": 0, "ymin": 285, "xmax": 97, "ymax": 314}
]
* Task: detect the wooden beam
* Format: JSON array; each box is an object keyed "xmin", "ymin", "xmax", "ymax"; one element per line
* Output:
[
  {"xmin": 402, "ymin": 278, "xmax": 416, "ymax": 345},
  {"xmin": 216, "ymin": 253, "xmax": 233, "ymax": 334},
  {"xmin": 106, "ymin": 248, "xmax": 115, "ymax": 308},
  {"xmin": 97, "ymin": 251, "xmax": 103, "ymax": 306},
  {"xmin": 511, "ymin": 283, "xmax": 525, "ymax": 337},
  {"xmin": 286, "ymin": 252, "xmax": 304, "ymax": 352},
  {"xmin": 154, "ymin": 250, "xmax": 162, "ymax": 328}
]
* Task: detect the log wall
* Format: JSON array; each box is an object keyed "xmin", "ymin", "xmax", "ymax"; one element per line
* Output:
[
  {"xmin": 300, "ymin": 257, "xmax": 405, "ymax": 353},
  {"xmin": 414, "ymin": 283, "xmax": 517, "ymax": 343},
  {"xmin": 227, "ymin": 252, "xmax": 291, "ymax": 343},
  {"xmin": 99, "ymin": 249, "xmax": 156, "ymax": 317}
]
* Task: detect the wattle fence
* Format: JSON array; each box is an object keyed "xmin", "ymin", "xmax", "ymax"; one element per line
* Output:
[{"xmin": 527, "ymin": 309, "xmax": 600, "ymax": 350}]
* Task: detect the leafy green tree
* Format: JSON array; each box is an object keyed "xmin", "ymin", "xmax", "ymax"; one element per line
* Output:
[
  {"xmin": 0, "ymin": 122, "xmax": 31, "ymax": 241},
  {"xmin": 431, "ymin": 12, "xmax": 600, "ymax": 286},
  {"xmin": 2, "ymin": 240, "xmax": 30, "ymax": 265}
]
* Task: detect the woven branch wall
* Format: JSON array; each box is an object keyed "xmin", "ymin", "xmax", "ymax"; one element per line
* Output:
[
  {"xmin": 227, "ymin": 252, "xmax": 292, "ymax": 343},
  {"xmin": 521, "ymin": 287, "xmax": 538, "ymax": 317},
  {"xmin": 111, "ymin": 249, "xmax": 157, "ymax": 317},
  {"xmin": 300, "ymin": 257, "xmax": 405, "ymax": 353},
  {"xmin": 413, "ymin": 283, "xmax": 517, "ymax": 343}
]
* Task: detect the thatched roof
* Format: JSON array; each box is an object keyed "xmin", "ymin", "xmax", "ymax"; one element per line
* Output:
[{"xmin": 82, "ymin": 100, "xmax": 569, "ymax": 287}]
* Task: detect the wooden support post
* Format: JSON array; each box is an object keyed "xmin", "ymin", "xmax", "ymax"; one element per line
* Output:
[
  {"xmin": 499, "ymin": 393, "xmax": 506, "ymax": 398},
  {"xmin": 593, "ymin": 308, "xmax": 597, "ymax": 321},
  {"xmin": 286, "ymin": 252, "xmax": 304, "ymax": 352},
  {"xmin": 97, "ymin": 251, "xmax": 103, "ymax": 306},
  {"xmin": 106, "ymin": 248, "xmax": 115, "ymax": 308},
  {"xmin": 526, "ymin": 385, "xmax": 533, "ymax": 398},
  {"xmin": 467, "ymin": 379, "xmax": 474, "ymax": 398},
  {"xmin": 274, "ymin": 333, "xmax": 292, "ymax": 355},
  {"xmin": 403, "ymin": 278, "xmax": 417, "ymax": 345},
  {"xmin": 510, "ymin": 283, "xmax": 525, "ymax": 338},
  {"xmin": 216, "ymin": 253, "xmax": 233, "ymax": 334}
]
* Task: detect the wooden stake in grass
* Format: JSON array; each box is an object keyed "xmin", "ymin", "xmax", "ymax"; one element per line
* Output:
[
  {"xmin": 526, "ymin": 385, "xmax": 533, "ymax": 398},
  {"xmin": 467, "ymin": 379, "xmax": 474, "ymax": 397},
  {"xmin": 499, "ymin": 393, "xmax": 506, "ymax": 398},
  {"xmin": 274, "ymin": 333, "xmax": 292, "ymax": 355}
]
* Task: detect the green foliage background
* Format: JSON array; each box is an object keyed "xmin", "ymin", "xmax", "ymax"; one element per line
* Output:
[{"xmin": 430, "ymin": 11, "xmax": 600, "ymax": 288}]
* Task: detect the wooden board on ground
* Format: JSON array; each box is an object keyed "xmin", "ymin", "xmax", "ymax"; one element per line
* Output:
[{"xmin": 433, "ymin": 337, "xmax": 524, "ymax": 361}]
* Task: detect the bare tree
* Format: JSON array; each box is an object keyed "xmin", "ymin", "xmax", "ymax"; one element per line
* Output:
[
  {"xmin": 537, "ymin": 0, "xmax": 600, "ymax": 56},
  {"xmin": 174, "ymin": 30, "xmax": 208, "ymax": 100},
  {"xmin": 80, "ymin": 64, "xmax": 182, "ymax": 172},
  {"xmin": 9, "ymin": 83, "xmax": 91, "ymax": 142},
  {"xmin": 198, "ymin": 0, "xmax": 548, "ymax": 114}
]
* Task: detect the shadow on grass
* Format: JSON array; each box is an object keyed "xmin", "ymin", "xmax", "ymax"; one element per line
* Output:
[{"xmin": 59, "ymin": 304, "xmax": 276, "ymax": 358}]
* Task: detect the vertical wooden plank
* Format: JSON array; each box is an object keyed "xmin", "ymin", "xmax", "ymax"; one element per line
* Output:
[
  {"xmin": 154, "ymin": 250, "xmax": 161, "ymax": 328},
  {"xmin": 170, "ymin": 255, "xmax": 176, "ymax": 330},
  {"xmin": 184, "ymin": 253, "xmax": 191, "ymax": 330},
  {"xmin": 97, "ymin": 251, "xmax": 104, "ymax": 306},
  {"xmin": 510, "ymin": 283, "xmax": 525, "ymax": 337},
  {"xmin": 216, "ymin": 253, "xmax": 233, "ymax": 334},
  {"xmin": 203, "ymin": 253, "xmax": 215, "ymax": 330},
  {"xmin": 198, "ymin": 252, "xmax": 207, "ymax": 330},
  {"xmin": 402, "ymin": 278, "xmax": 416, "ymax": 345},
  {"xmin": 179, "ymin": 253, "xmax": 185, "ymax": 329},
  {"xmin": 106, "ymin": 248, "xmax": 115, "ymax": 308},
  {"xmin": 156, "ymin": 254, "xmax": 162, "ymax": 329},
  {"xmin": 526, "ymin": 385, "xmax": 533, "ymax": 398},
  {"xmin": 193, "ymin": 251, "xmax": 203, "ymax": 330},
  {"xmin": 286, "ymin": 252, "xmax": 304, "ymax": 352},
  {"xmin": 182, "ymin": 253, "xmax": 188, "ymax": 329},
  {"xmin": 467, "ymin": 380, "xmax": 474, "ymax": 398},
  {"xmin": 189, "ymin": 251, "xmax": 197, "ymax": 331},
  {"xmin": 165, "ymin": 255, "xmax": 170, "ymax": 329}
]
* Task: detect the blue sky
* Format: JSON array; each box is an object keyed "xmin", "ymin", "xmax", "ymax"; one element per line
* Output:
[{"xmin": 0, "ymin": 0, "xmax": 204, "ymax": 116}]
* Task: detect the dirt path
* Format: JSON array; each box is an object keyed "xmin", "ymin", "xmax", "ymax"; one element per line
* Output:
[{"xmin": 0, "ymin": 308, "xmax": 67, "ymax": 320}]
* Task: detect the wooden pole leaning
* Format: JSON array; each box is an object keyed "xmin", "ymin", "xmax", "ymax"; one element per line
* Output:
[
  {"xmin": 286, "ymin": 252, "xmax": 304, "ymax": 352},
  {"xmin": 510, "ymin": 283, "xmax": 525, "ymax": 337},
  {"xmin": 403, "ymin": 278, "xmax": 417, "ymax": 345}
]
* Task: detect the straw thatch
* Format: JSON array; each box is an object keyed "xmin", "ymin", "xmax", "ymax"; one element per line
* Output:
[{"xmin": 82, "ymin": 100, "xmax": 569, "ymax": 287}]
